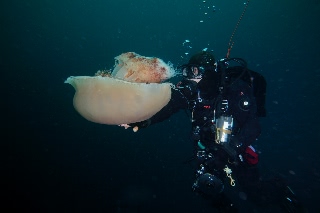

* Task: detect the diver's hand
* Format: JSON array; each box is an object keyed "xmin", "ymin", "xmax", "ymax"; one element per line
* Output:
[
  {"xmin": 119, "ymin": 124, "xmax": 139, "ymax": 132},
  {"xmin": 119, "ymin": 124, "xmax": 131, "ymax": 129},
  {"xmin": 119, "ymin": 119, "xmax": 151, "ymax": 132}
]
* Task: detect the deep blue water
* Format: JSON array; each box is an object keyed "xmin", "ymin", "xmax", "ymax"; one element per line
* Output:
[{"xmin": 3, "ymin": 0, "xmax": 320, "ymax": 212}]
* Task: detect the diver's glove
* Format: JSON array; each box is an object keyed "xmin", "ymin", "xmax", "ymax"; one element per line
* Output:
[{"xmin": 119, "ymin": 119, "xmax": 151, "ymax": 132}]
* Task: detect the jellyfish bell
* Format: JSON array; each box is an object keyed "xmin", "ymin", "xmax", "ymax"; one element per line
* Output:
[
  {"xmin": 65, "ymin": 52, "xmax": 177, "ymax": 125},
  {"xmin": 65, "ymin": 76, "xmax": 172, "ymax": 125}
]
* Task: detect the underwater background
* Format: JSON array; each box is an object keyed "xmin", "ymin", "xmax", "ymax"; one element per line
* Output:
[{"xmin": 3, "ymin": 0, "xmax": 320, "ymax": 212}]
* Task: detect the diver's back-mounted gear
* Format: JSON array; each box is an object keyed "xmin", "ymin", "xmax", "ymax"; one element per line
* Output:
[
  {"xmin": 217, "ymin": 57, "xmax": 267, "ymax": 117},
  {"xmin": 213, "ymin": 58, "xmax": 252, "ymax": 156}
]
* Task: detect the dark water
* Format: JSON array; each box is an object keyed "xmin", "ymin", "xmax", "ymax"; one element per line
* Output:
[{"xmin": 3, "ymin": 0, "xmax": 320, "ymax": 212}]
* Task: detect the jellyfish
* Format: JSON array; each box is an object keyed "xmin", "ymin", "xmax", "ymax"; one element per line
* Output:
[{"xmin": 65, "ymin": 52, "xmax": 176, "ymax": 125}]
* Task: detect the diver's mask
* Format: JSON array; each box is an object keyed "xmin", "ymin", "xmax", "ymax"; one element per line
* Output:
[{"xmin": 181, "ymin": 64, "xmax": 205, "ymax": 79}]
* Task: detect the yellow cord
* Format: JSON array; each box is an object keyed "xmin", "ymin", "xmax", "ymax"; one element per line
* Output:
[
  {"xmin": 226, "ymin": 0, "xmax": 251, "ymax": 58},
  {"xmin": 224, "ymin": 165, "xmax": 235, "ymax": 186}
]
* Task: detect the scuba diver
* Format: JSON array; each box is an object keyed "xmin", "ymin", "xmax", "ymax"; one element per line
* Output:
[{"xmin": 124, "ymin": 51, "xmax": 305, "ymax": 212}]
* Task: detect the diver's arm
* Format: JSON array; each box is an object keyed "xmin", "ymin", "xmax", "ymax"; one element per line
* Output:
[
  {"xmin": 148, "ymin": 88, "xmax": 189, "ymax": 124},
  {"xmin": 128, "ymin": 87, "xmax": 189, "ymax": 129}
]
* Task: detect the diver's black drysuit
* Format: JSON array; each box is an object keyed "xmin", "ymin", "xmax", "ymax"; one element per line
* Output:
[{"xmin": 131, "ymin": 63, "xmax": 303, "ymax": 212}]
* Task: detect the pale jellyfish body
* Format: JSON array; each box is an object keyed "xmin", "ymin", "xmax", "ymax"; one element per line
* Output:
[{"xmin": 65, "ymin": 52, "xmax": 176, "ymax": 125}]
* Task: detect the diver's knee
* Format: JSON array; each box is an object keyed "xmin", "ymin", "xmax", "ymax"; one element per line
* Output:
[{"xmin": 192, "ymin": 173, "xmax": 224, "ymax": 197}]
